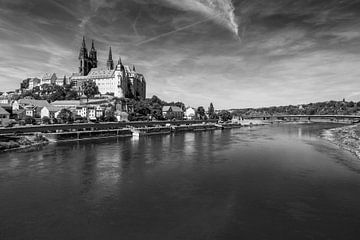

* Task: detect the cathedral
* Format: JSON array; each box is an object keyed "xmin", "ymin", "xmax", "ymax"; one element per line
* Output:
[{"xmin": 72, "ymin": 37, "xmax": 146, "ymax": 100}]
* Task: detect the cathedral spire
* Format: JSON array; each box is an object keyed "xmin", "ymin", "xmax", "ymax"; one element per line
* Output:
[
  {"xmin": 82, "ymin": 36, "xmax": 86, "ymax": 48},
  {"xmin": 107, "ymin": 46, "xmax": 114, "ymax": 70},
  {"xmin": 91, "ymin": 39, "xmax": 95, "ymax": 50},
  {"xmin": 133, "ymin": 65, "xmax": 136, "ymax": 71},
  {"xmin": 79, "ymin": 36, "xmax": 88, "ymax": 59},
  {"xmin": 108, "ymin": 47, "xmax": 113, "ymax": 61}
]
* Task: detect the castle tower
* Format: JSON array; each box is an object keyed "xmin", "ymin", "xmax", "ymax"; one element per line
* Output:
[
  {"xmin": 107, "ymin": 47, "xmax": 114, "ymax": 70},
  {"xmin": 116, "ymin": 57, "xmax": 124, "ymax": 71},
  {"xmin": 89, "ymin": 40, "xmax": 98, "ymax": 69}
]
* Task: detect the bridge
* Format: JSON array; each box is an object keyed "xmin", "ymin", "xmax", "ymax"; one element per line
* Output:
[{"xmin": 246, "ymin": 115, "xmax": 360, "ymax": 120}]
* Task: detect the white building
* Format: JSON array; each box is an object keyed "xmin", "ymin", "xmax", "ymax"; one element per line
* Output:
[
  {"xmin": 185, "ymin": 107, "xmax": 196, "ymax": 120},
  {"xmin": 75, "ymin": 106, "xmax": 88, "ymax": 118},
  {"xmin": 86, "ymin": 61, "xmax": 125, "ymax": 98},
  {"xmin": 28, "ymin": 78, "xmax": 41, "ymax": 89},
  {"xmin": 41, "ymin": 73, "xmax": 57, "ymax": 85},
  {"xmin": 40, "ymin": 106, "xmax": 61, "ymax": 119}
]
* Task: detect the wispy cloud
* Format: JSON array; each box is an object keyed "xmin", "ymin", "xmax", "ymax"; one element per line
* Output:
[{"xmin": 163, "ymin": 0, "xmax": 239, "ymax": 36}]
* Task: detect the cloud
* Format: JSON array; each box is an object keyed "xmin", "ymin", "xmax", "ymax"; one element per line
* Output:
[{"xmin": 162, "ymin": 0, "xmax": 239, "ymax": 36}]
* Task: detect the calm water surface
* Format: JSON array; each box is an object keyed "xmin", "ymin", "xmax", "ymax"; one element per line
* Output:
[{"xmin": 1, "ymin": 123, "xmax": 360, "ymax": 240}]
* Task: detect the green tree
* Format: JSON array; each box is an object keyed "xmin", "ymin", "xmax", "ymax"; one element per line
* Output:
[
  {"xmin": 49, "ymin": 85, "xmax": 66, "ymax": 102},
  {"xmin": 42, "ymin": 116, "xmax": 51, "ymax": 124},
  {"xmin": 208, "ymin": 102, "xmax": 217, "ymax": 119},
  {"xmin": 104, "ymin": 109, "xmax": 117, "ymax": 122},
  {"xmin": 197, "ymin": 106, "xmax": 206, "ymax": 120},
  {"xmin": 218, "ymin": 110, "xmax": 232, "ymax": 122},
  {"xmin": 82, "ymin": 80, "xmax": 99, "ymax": 102},
  {"xmin": 57, "ymin": 109, "xmax": 73, "ymax": 123},
  {"xmin": 24, "ymin": 116, "xmax": 36, "ymax": 125}
]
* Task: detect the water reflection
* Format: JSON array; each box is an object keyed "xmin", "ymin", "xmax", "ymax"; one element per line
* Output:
[{"xmin": 1, "ymin": 123, "xmax": 360, "ymax": 239}]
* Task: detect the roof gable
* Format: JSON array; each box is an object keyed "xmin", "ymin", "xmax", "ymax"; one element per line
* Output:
[{"xmin": 0, "ymin": 106, "xmax": 10, "ymax": 115}]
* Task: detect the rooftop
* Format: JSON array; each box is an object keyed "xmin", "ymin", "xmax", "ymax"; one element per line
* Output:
[
  {"xmin": 18, "ymin": 99, "xmax": 51, "ymax": 107},
  {"xmin": 0, "ymin": 106, "xmax": 10, "ymax": 115}
]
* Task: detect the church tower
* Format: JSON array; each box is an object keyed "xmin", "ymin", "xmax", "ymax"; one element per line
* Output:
[
  {"xmin": 89, "ymin": 40, "xmax": 98, "ymax": 69},
  {"xmin": 107, "ymin": 47, "xmax": 114, "ymax": 70},
  {"xmin": 79, "ymin": 36, "xmax": 90, "ymax": 76}
]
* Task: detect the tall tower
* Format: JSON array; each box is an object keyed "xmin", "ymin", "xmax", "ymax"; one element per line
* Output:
[
  {"xmin": 79, "ymin": 36, "xmax": 90, "ymax": 76},
  {"xmin": 107, "ymin": 47, "xmax": 114, "ymax": 70},
  {"xmin": 89, "ymin": 40, "xmax": 98, "ymax": 69}
]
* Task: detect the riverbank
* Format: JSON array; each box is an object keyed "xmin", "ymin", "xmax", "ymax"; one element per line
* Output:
[
  {"xmin": 322, "ymin": 124, "xmax": 360, "ymax": 159},
  {"xmin": 0, "ymin": 134, "xmax": 49, "ymax": 153}
]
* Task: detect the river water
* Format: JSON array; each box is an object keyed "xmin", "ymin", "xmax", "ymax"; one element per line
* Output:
[{"xmin": 1, "ymin": 123, "xmax": 360, "ymax": 240}]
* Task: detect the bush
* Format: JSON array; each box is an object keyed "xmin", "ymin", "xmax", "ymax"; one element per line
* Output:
[
  {"xmin": 42, "ymin": 116, "xmax": 51, "ymax": 124},
  {"xmin": 24, "ymin": 116, "xmax": 36, "ymax": 125}
]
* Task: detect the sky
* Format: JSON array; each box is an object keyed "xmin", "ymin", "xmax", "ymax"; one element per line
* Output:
[{"xmin": 1, "ymin": 0, "xmax": 360, "ymax": 109}]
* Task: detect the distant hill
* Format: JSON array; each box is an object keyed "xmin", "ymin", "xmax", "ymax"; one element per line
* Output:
[{"xmin": 230, "ymin": 100, "xmax": 360, "ymax": 116}]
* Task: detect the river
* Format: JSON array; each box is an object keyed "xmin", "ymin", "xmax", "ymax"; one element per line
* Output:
[{"xmin": 1, "ymin": 123, "xmax": 360, "ymax": 239}]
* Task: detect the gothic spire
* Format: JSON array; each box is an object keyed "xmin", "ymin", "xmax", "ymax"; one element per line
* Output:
[
  {"xmin": 79, "ymin": 36, "xmax": 88, "ymax": 59},
  {"xmin": 118, "ymin": 57, "xmax": 122, "ymax": 65},
  {"xmin": 107, "ymin": 46, "xmax": 114, "ymax": 70},
  {"xmin": 108, "ymin": 46, "xmax": 113, "ymax": 61},
  {"xmin": 133, "ymin": 65, "xmax": 136, "ymax": 71},
  {"xmin": 91, "ymin": 39, "xmax": 95, "ymax": 50},
  {"xmin": 82, "ymin": 36, "xmax": 86, "ymax": 48}
]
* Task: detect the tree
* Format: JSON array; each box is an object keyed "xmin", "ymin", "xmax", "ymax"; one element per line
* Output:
[
  {"xmin": 49, "ymin": 85, "xmax": 66, "ymax": 102},
  {"xmin": 208, "ymin": 103, "xmax": 217, "ymax": 119},
  {"xmin": 57, "ymin": 109, "xmax": 73, "ymax": 123},
  {"xmin": 24, "ymin": 116, "xmax": 36, "ymax": 125},
  {"xmin": 104, "ymin": 109, "xmax": 117, "ymax": 122},
  {"xmin": 42, "ymin": 116, "xmax": 51, "ymax": 124},
  {"xmin": 82, "ymin": 80, "xmax": 99, "ymax": 101},
  {"xmin": 197, "ymin": 106, "xmax": 206, "ymax": 120},
  {"xmin": 218, "ymin": 110, "xmax": 232, "ymax": 122}
]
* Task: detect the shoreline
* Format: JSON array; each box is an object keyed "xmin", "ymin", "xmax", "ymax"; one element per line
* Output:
[
  {"xmin": 321, "ymin": 124, "xmax": 360, "ymax": 159},
  {"xmin": 0, "ymin": 135, "xmax": 49, "ymax": 153}
]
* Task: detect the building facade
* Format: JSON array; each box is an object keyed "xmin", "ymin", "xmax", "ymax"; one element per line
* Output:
[{"xmin": 72, "ymin": 38, "xmax": 146, "ymax": 99}]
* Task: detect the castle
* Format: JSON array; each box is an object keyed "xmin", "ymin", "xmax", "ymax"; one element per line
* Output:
[{"xmin": 71, "ymin": 37, "xmax": 146, "ymax": 99}]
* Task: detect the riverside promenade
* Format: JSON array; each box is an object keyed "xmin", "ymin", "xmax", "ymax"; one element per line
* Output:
[{"xmin": 0, "ymin": 120, "xmax": 219, "ymax": 135}]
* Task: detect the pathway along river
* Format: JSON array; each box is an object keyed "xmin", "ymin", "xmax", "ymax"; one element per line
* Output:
[{"xmin": 1, "ymin": 123, "xmax": 360, "ymax": 239}]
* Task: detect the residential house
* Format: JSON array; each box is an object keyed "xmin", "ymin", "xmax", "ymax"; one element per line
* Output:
[
  {"xmin": 51, "ymin": 100, "xmax": 81, "ymax": 109},
  {"xmin": 95, "ymin": 106, "xmax": 104, "ymax": 118},
  {"xmin": 0, "ymin": 106, "xmax": 10, "ymax": 125},
  {"xmin": 75, "ymin": 106, "xmax": 88, "ymax": 118},
  {"xmin": 55, "ymin": 76, "xmax": 66, "ymax": 86},
  {"xmin": 24, "ymin": 105, "xmax": 35, "ymax": 117},
  {"xmin": 13, "ymin": 99, "xmax": 51, "ymax": 118},
  {"xmin": 0, "ymin": 104, "xmax": 12, "ymax": 118},
  {"xmin": 28, "ymin": 78, "xmax": 41, "ymax": 89},
  {"xmin": 41, "ymin": 73, "xmax": 57, "ymax": 85},
  {"xmin": 115, "ymin": 111, "xmax": 129, "ymax": 122},
  {"xmin": 41, "ymin": 106, "xmax": 62, "ymax": 119},
  {"xmin": 185, "ymin": 107, "xmax": 196, "ymax": 120},
  {"xmin": 162, "ymin": 106, "xmax": 184, "ymax": 120},
  {"xmin": 0, "ymin": 93, "xmax": 11, "ymax": 104}
]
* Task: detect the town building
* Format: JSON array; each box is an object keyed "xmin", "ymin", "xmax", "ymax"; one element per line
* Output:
[
  {"xmin": 28, "ymin": 78, "xmax": 41, "ymax": 89},
  {"xmin": 12, "ymin": 99, "xmax": 51, "ymax": 111},
  {"xmin": 0, "ymin": 93, "xmax": 11, "ymax": 104},
  {"xmin": 55, "ymin": 76, "xmax": 67, "ymax": 86},
  {"xmin": 71, "ymin": 37, "xmax": 146, "ymax": 99},
  {"xmin": 185, "ymin": 107, "xmax": 196, "ymax": 120},
  {"xmin": 162, "ymin": 106, "xmax": 184, "ymax": 120},
  {"xmin": 41, "ymin": 73, "xmax": 57, "ymax": 85},
  {"xmin": 0, "ymin": 106, "xmax": 10, "ymax": 120},
  {"xmin": 40, "ymin": 106, "xmax": 62, "ymax": 119}
]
